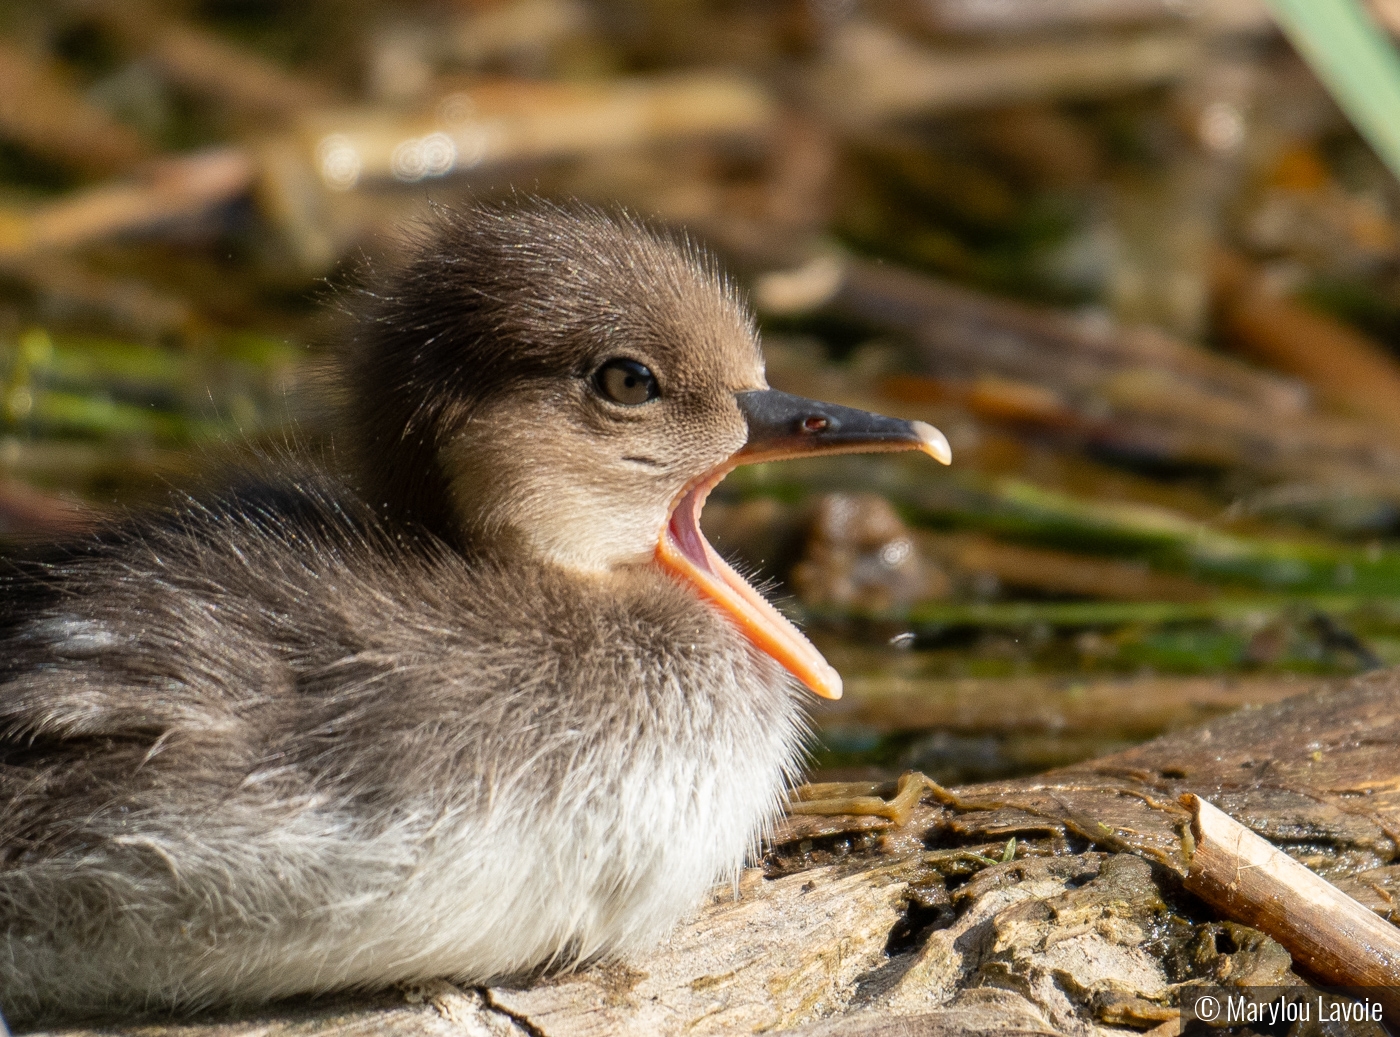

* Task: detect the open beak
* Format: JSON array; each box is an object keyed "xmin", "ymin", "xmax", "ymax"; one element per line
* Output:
[{"xmin": 656, "ymin": 389, "xmax": 951, "ymax": 700}]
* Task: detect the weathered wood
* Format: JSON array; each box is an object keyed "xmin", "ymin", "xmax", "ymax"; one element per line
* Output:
[
  {"xmin": 487, "ymin": 857, "xmax": 923, "ymax": 1036},
  {"xmin": 27, "ymin": 984, "xmax": 528, "ymax": 1036},
  {"xmin": 778, "ymin": 997, "xmax": 1058, "ymax": 1036},
  {"xmin": 893, "ymin": 672, "xmax": 1400, "ymax": 877},
  {"xmin": 1182, "ymin": 794, "xmax": 1400, "ymax": 1005}
]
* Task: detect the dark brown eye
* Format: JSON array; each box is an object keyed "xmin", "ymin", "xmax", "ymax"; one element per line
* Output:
[{"xmin": 594, "ymin": 358, "xmax": 659, "ymax": 406}]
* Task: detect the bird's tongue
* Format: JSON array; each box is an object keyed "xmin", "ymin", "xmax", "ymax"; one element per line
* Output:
[{"xmin": 656, "ymin": 473, "xmax": 842, "ymax": 700}]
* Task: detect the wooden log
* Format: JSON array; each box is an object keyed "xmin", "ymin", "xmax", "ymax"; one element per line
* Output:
[
  {"xmin": 1181, "ymin": 793, "xmax": 1400, "ymax": 1013},
  {"xmin": 0, "ymin": 40, "xmax": 149, "ymax": 176},
  {"xmin": 487, "ymin": 858, "xmax": 925, "ymax": 1036}
]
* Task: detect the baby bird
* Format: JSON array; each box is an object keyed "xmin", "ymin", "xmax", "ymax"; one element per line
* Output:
[{"xmin": 0, "ymin": 200, "xmax": 949, "ymax": 1024}]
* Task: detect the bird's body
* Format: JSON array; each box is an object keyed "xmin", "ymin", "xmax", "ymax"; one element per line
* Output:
[
  {"xmin": 0, "ymin": 200, "xmax": 947, "ymax": 1024},
  {"xmin": 0, "ymin": 478, "xmax": 800, "ymax": 1018}
]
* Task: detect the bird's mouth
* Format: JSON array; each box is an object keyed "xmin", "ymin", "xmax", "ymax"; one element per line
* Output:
[{"xmin": 656, "ymin": 389, "xmax": 950, "ymax": 700}]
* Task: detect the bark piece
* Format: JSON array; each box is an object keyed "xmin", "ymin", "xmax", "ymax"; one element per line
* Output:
[
  {"xmin": 487, "ymin": 857, "xmax": 925, "ymax": 1036},
  {"xmin": 779, "ymin": 991, "xmax": 1058, "ymax": 1035},
  {"xmin": 1181, "ymin": 793, "xmax": 1400, "ymax": 1008}
]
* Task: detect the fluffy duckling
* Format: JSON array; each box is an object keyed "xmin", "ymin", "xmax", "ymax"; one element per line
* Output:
[{"xmin": 0, "ymin": 200, "xmax": 948, "ymax": 1023}]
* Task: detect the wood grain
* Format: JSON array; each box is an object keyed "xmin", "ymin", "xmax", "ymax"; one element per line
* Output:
[{"xmin": 1182, "ymin": 793, "xmax": 1400, "ymax": 1012}]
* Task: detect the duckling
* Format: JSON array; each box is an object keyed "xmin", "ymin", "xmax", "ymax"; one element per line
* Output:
[{"xmin": 0, "ymin": 199, "xmax": 949, "ymax": 1024}]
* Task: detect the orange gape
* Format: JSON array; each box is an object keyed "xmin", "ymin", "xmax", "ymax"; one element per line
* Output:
[
  {"xmin": 657, "ymin": 465, "xmax": 844, "ymax": 699},
  {"xmin": 656, "ymin": 418, "xmax": 950, "ymax": 700}
]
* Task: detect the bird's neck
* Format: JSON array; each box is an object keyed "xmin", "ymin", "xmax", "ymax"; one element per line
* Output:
[{"xmin": 355, "ymin": 433, "xmax": 470, "ymax": 554}]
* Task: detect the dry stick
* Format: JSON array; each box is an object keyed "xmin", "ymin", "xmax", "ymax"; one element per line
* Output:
[
  {"xmin": 1213, "ymin": 249, "xmax": 1400, "ymax": 440},
  {"xmin": 896, "ymin": 0, "xmax": 1272, "ymax": 36},
  {"xmin": 1181, "ymin": 793, "xmax": 1400, "ymax": 1015},
  {"xmin": 807, "ymin": 24, "xmax": 1203, "ymax": 125},
  {"xmin": 817, "ymin": 255, "xmax": 1400, "ymax": 488},
  {"xmin": 299, "ymin": 73, "xmax": 775, "ymax": 189},
  {"xmin": 0, "ymin": 149, "xmax": 254, "ymax": 260},
  {"xmin": 789, "ymin": 770, "xmax": 933, "ymax": 825},
  {"xmin": 933, "ymin": 532, "xmax": 1214, "ymax": 603},
  {"xmin": 88, "ymin": 0, "xmax": 335, "ymax": 120},
  {"xmin": 0, "ymin": 40, "xmax": 149, "ymax": 176}
]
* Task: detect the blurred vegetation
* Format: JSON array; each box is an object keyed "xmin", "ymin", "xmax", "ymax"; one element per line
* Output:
[{"xmin": 5, "ymin": 0, "xmax": 1400, "ymax": 780}]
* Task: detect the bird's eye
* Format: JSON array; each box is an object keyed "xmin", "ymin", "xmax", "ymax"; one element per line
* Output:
[{"xmin": 594, "ymin": 358, "xmax": 660, "ymax": 406}]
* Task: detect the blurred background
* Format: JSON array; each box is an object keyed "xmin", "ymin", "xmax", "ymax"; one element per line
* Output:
[{"xmin": 4, "ymin": 0, "xmax": 1400, "ymax": 782}]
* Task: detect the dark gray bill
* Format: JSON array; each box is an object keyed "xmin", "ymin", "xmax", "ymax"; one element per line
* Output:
[{"xmin": 734, "ymin": 388, "xmax": 951, "ymax": 465}]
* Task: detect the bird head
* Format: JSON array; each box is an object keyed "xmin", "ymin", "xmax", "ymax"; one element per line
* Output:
[{"xmin": 348, "ymin": 200, "xmax": 949, "ymax": 700}]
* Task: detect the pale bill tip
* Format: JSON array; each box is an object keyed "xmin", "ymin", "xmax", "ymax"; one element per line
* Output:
[
  {"xmin": 817, "ymin": 664, "xmax": 844, "ymax": 700},
  {"xmin": 911, "ymin": 421, "xmax": 952, "ymax": 465}
]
